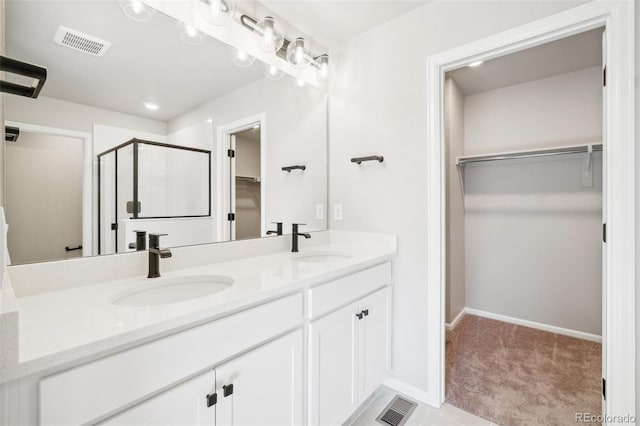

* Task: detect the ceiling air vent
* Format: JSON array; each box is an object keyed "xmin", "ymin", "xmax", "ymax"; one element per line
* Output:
[{"xmin": 54, "ymin": 26, "xmax": 112, "ymax": 57}]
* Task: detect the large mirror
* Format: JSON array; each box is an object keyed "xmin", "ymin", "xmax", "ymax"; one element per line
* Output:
[{"xmin": 3, "ymin": 0, "xmax": 327, "ymax": 264}]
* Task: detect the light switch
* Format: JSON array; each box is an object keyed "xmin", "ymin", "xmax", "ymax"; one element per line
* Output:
[
  {"xmin": 334, "ymin": 204, "xmax": 343, "ymax": 221},
  {"xmin": 316, "ymin": 204, "xmax": 324, "ymax": 220}
]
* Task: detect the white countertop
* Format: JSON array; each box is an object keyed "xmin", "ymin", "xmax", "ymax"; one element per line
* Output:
[{"xmin": 0, "ymin": 231, "xmax": 395, "ymax": 383}]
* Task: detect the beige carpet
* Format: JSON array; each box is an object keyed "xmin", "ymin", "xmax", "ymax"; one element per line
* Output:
[{"xmin": 446, "ymin": 315, "xmax": 601, "ymax": 425}]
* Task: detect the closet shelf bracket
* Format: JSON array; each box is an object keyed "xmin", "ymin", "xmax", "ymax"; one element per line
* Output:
[{"xmin": 582, "ymin": 145, "xmax": 594, "ymax": 187}]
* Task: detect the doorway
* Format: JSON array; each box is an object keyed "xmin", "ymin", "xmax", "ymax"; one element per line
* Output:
[
  {"xmin": 425, "ymin": 1, "xmax": 635, "ymax": 419},
  {"xmin": 441, "ymin": 28, "xmax": 604, "ymax": 424},
  {"xmin": 216, "ymin": 113, "xmax": 267, "ymax": 242},
  {"xmin": 4, "ymin": 128, "xmax": 84, "ymax": 263},
  {"xmin": 230, "ymin": 126, "xmax": 262, "ymax": 240}
]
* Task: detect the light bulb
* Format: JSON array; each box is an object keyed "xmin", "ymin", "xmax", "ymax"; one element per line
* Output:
[
  {"xmin": 186, "ymin": 25, "xmax": 198, "ymax": 38},
  {"xmin": 119, "ymin": 0, "xmax": 156, "ymax": 22},
  {"xmin": 199, "ymin": 0, "xmax": 235, "ymax": 26},
  {"xmin": 233, "ymin": 50, "xmax": 255, "ymax": 67},
  {"xmin": 131, "ymin": 0, "xmax": 142, "ymax": 14},
  {"xmin": 315, "ymin": 54, "xmax": 329, "ymax": 82},
  {"xmin": 255, "ymin": 17, "xmax": 284, "ymax": 53},
  {"xmin": 264, "ymin": 63, "xmax": 284, "ymax": 80},
  {"xmin": 178, "ymin": 22, "xmax": 203, "ymax": 45},
  {"xmin": 286, "ymin": 37, "xmax": 311, "ymax": 69}
]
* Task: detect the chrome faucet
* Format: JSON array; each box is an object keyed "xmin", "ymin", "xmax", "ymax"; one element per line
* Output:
[
  {"xmin": 148, "ymin": 233, "xmax": 172, "ymax": 278},
  {"xmin": 291, "ymin": 223, "xmax": 311, "ymax": 253}
]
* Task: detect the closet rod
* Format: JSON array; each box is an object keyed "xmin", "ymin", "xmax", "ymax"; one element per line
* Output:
[{"xmin": 457, "ymin": 143, "xmax": 603, "ymax": 166}]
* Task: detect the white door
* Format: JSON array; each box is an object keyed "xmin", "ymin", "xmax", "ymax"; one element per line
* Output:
[
  {"xmin": 215, "ymin": 330, "xmax": 303, "ymax": 426},
  {"xmin": 308, "ymin": 302, "xmax": 359, "ymax": 426},
  {"xmin": 98, "ymin": 370, "xmax": 216, "ymax": 426},
  {"xmin": 358, "ymin": 287, "xmax": 391, "ymax": 402}
]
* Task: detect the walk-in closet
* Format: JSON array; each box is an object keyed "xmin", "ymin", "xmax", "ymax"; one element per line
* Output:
[{"xmin": 443, "ymin": 27, "xmax": 604, "ymax": 425}]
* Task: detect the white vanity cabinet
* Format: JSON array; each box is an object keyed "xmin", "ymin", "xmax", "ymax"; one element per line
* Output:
[
  {"xmin": 308, "ymin": 263, "xmax": 392, "ymax": 426},
  {"xmin": 100, "ymin": 330, "xmax": 303, "ymax": 426}
]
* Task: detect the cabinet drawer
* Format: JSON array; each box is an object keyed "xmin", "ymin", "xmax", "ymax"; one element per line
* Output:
[
  {"xmin": 308, "ymin": 262, "xmax": 391, "ymax": 320},
  {"xmin": 39, "ymin": 292, "xmax": 303, "ymax": 426}
]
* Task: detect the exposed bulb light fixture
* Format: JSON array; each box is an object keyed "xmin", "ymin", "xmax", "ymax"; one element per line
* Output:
[
  {"xmin": 468, "ymin": 60, "xmax": 484, "ymax": 67},
  {"xmin": 287, "ymin": 37, "xmax": 312, "ymax": 69},
  {"xmin": 198, "ymin": 0, "xmax": 235, "ymax": 26},
  {"xmin": 144, "ymin": 102, "xmax": 159, "ymax": 110},
  {"xmin": 255, "ymin": 16, "xmax": 284, "ymax": 53},
  {"xmin": 119, "ymin": 0, "xmax": 156, "ymax": 22},
  {"xmin": 264, "ymin": 64, "xmax": 285, "ymax": 80},
  {"xmin": 233, "ymin": 50, "xmax": 255, "ymax": 67},
  {"xmin": 315, "ymin": 54, "xmax": 329, "ymax": 82},
  {"xmin": 178, "ymin": 22, "xmax": 203, "ymax": 45}
]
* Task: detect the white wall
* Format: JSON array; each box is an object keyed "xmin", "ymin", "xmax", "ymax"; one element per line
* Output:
[
  {"xmin": 328, "ymin": 0, "xmax": 587, "ymax": 394},
  {"xmin": 465, "ymin": 67, "xmax": 602, "ymax": 153},
  {"xmin": 444, "ymin": 78, "xmax": 465, "ymax": 324},
  {"xmin": 169, "ymin": 77, "xmax": 327, "ymax": 235},
  {"xmin": 5, "ymin": 132, "xmax": 83, "ymax": 264},
  {"xmin": 5, "ymin": 96, "xmax": 166, "ymax": 136}
]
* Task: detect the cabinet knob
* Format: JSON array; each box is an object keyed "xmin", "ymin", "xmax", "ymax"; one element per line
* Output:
[
  {"xmin": 223, "ymin": 384, "xmax": 234, "ymax": 397},
  {"xmin": 206, "ymin": 393, "xmax": 217, "ymax": 407},
  {"xmin": 356, "ymin": 312, "xmax": 364, "ymax": 320},
  {"xmin": 362, "ymin": 309, "xmax": 369, "ymax": 317}
]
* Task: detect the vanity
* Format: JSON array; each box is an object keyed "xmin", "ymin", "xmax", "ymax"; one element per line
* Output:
[{"xmin": 0, "ymin": 231, "xmax": 396, "ymax": 425}]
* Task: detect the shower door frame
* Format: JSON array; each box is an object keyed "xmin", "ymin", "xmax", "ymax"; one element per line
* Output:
[{"xmin": 424, "ymin": 0, "xmax": 635, "ymax": 420}]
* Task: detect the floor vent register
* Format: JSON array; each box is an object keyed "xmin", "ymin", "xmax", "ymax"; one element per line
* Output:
[{"xmin": 375, "ymin": 395, "xmax": 417, "ymax": 426}]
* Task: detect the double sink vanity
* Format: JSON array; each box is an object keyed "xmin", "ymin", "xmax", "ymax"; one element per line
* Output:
[{"xmin": 0, "ymin": 231, "xmax": 396, "ymax": 425}]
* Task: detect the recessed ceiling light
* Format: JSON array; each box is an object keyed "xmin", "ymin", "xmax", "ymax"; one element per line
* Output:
[
  {"xmin": 468, "ymin": 60, "xmax": 484, "ymax": 68},
  {"xmin": 207, "ymin": 119, "xmax": 213, "ymax": 123},
  {"xmin": 144, "ymin": 102, "xmax": 159, "ymax": 111}
]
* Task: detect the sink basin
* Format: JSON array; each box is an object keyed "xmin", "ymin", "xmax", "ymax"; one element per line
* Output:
[
  {"xmin": 293, "ymin": 251, "xmax": 352, "ymax": 263},
  {"xmin": 111, "ymin": 275, "xmax": 234, "ymax": 307}
]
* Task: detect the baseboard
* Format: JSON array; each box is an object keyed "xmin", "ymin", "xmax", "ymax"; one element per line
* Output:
[
  {"xmin": 465, "ymin": 307, "xmax": 602, "ymax": 343},
  {"xmin": 445, "ymin": 308, "xmax": 466, "ymax": 331},
  {"xmin": 383, "ymin": 378, "xmax": 440, "ymax": 408}
]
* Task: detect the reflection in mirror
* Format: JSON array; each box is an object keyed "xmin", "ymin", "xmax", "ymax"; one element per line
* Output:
[{"xmin": 4, "ymin": 1, "xmax": 328, "ymax": 264}]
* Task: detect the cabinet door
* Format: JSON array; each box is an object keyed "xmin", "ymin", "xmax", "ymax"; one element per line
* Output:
[
  {"xmin": 308, "ymin": 302, "xmax": 359, "ymax": 426},
  {"xmin": 98, "ymin": 370, "xmax": 215, "ymax": 426},
  {"xmin": 215, "ymin": 330, "xmax": 303, "ymax": 426},
  {"xmin": 358, "ymin": 286, "xmax": 391, "ymax": 402}
]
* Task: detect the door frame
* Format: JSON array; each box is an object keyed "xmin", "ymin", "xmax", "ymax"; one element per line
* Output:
[
  {"xmin": 424, "ymin": 0, "xmax": 635, "ymax": 419},
  {"xmin": 215, "ymin": 113, "xmax": 267, "ymax": 241},
  {"xmin": 4, "ymin": 121, "xmax": 94, "ymax": 257}
]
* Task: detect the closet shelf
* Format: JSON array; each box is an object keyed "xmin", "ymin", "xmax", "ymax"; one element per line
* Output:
[
  {"xmin": 236, "ymin": 175, "xmax": 261, "ymax": 183},
  {"xmin": 456, "ymin": 143, "xmax": 603, "ymax": 167}
]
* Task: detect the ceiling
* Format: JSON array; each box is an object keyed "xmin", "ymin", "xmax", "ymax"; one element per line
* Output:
[
  {"xmin": 257, "ymin": 0, "xmax": 429, "ymax": 48},
  {"xmin": 446, "ymin": 28, "xmax": 603, "ymax": 96},
  {"xmin": 5, "ymin": 1, "xmax": 264, "ymax": 122}
]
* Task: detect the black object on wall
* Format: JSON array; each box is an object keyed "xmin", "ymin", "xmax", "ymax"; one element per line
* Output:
[
  {"xmin": 282, "ymin": 165, "xmax": 306, "ymax": 173},
  {"xmin": 0, "ymin": 55, "xmax": 47, "ymax": 99},
  {"xmin": 5, "ymin": 126, "xmax": 19, "ymax": 142},
  {"xmin": 351, "ymin": 155, "xmax": 384, "ymax": 165}
]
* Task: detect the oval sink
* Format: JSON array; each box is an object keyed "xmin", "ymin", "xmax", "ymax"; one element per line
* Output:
[
  {"xmin": 111, "ymin": 275, "xmax": 234, "ymax": 307},
  {"xmin": 293, "ymin": 251, "xmax": 352, "ymax": 263}
]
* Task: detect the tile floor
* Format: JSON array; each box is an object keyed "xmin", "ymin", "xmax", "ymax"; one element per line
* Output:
[{"xmin": 347, "ymin": 385, "xmax": 495, "ymax": 426}]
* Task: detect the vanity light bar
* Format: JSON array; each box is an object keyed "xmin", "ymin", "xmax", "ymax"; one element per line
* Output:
[{"xmin": 239, "ymin": 14, "xmax": 327, "ymax": 70}]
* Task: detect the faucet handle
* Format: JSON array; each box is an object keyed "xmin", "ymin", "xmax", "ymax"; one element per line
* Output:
[{"xmin": 149, "ymin": 233, "xmax": 168, "ymax": 238}]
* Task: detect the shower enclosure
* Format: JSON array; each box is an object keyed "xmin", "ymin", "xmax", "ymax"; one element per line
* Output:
[{"xmin": 98, "ymin": 139, "xmax": 211, "ymax": 254}]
